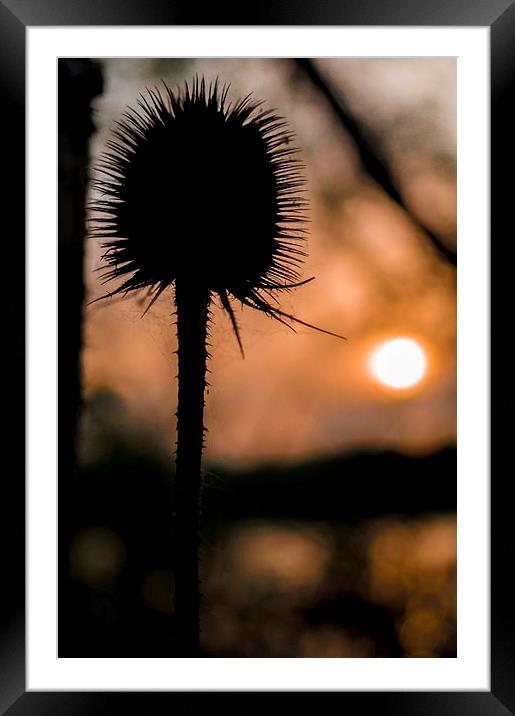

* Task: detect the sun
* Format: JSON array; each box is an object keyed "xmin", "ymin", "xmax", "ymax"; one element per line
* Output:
[{"xmin": 369, "ymin": 337, "xmax": 427, "ymax": 390}]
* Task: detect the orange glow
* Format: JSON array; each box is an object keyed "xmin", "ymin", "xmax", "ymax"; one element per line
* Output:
[{"xmin": 226, "ymin": 524, "xmax": 329, "ymax": 592}]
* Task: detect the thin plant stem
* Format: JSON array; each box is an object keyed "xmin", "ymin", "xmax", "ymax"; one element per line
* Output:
[{"xmin": 173, "ymin": 279, "xmax": 211, "ymax": 656}]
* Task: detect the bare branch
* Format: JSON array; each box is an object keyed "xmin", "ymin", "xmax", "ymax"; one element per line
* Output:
[{"xmin": 295, "ymin": 58, "xmax": 457, "ymax": 268}]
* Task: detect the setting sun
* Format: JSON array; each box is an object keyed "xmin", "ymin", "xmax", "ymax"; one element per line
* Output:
[{"xmin": 369, "ymin": 337, "xmax": 427, "ymax": 390}]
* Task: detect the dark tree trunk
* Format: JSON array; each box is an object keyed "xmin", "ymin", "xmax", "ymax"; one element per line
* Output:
[{"xmin": 58, "ymin": 59, "xmax": 103, "ymax": 653}]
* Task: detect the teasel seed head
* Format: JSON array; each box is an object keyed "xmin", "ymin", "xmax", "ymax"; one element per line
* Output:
[{"xmin": 90, "ymin": 76, "xmax": 343, "ymax": 346}]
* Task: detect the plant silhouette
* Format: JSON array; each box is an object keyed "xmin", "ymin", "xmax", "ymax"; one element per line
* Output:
[{"xmin": 90, "ymin": 76, "xmax": 343, "ymax": 655}]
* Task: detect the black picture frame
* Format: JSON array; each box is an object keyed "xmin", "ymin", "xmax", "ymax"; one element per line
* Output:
[{"xmin": 3, "ymin": 1, "xmax": 513, "ymax": 713}]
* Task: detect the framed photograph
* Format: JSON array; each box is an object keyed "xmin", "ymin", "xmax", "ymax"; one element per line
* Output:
[{"xmin": 4, "ymin": 0, "xmax": 512, "ymax": 712}]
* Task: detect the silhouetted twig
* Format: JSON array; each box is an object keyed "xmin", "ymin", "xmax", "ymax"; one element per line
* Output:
[{"xmin": 295, "ymin": 58, "xmax": 457, "ymax": 267}]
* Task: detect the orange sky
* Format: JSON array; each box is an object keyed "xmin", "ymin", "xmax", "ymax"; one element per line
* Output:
[{"xmin": 83, "ymin": 58, "xmax": 456, "ymax": 467}]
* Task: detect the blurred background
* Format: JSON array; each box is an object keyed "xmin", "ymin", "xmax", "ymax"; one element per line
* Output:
[{"xmin": 59, "ymin": 57, "xmax": 456, "ymax": 657}]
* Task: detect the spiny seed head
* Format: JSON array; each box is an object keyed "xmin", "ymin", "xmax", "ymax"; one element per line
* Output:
[{"xmin": 90, "ymin": 77, "xmax": 341, "ymax": 343}]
